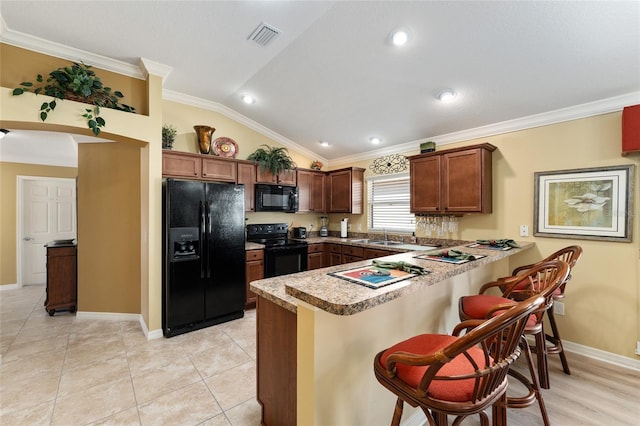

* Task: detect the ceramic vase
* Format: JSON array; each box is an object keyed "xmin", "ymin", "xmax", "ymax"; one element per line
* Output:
[{"xmin": 194, "ymin": 125, "xmax": 216, "ymax": 154}]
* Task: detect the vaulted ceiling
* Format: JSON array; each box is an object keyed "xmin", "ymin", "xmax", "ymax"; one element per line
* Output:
[{"xmin": 1, "ymin": 1, "xmax": 639, "ymax": 164}]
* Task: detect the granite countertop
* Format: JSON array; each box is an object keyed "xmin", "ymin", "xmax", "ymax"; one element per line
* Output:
[
  {"xmin": 245, "ymin": 241, "xmax": 264, "ymax": 250},
  {"xmin": 250, "ymin": 242, "xmax": 533, "ymax": 315}
]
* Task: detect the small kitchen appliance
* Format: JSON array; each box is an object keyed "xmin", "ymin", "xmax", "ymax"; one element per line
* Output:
[
  {"xmin": 320, "ymin": 216, "xmax": 329, "ymax": 237},
  {"xmin": 293, "ymin": 227, "xmax": 307, "ymax": 239}
]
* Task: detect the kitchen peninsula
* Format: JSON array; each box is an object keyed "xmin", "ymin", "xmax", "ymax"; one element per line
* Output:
[{"xmin": 250, "ymin": 242, "xmax": 534, "ymax": 426}]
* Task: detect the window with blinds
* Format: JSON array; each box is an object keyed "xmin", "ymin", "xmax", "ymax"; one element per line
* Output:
[{"xmin": 367, "ymin": 174, "xmax": 415, "ymax": 232}]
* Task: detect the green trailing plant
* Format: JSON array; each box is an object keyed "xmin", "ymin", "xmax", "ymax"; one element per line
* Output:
[
  {"xmin": 162, "ymin": 124, "xmax": 177, "ymax": 149},
  {"xmin": 247, "ymin": 144, "xmax": 296, "ymax": 176},
  {"xmin": 12, "ymin": 62, "xmax": 135, "ymax": 136}
]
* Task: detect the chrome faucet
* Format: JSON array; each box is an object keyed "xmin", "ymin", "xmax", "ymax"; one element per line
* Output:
[{"xmin": 383, "ymin": 228, "xmax": 388, "ymax": 241}]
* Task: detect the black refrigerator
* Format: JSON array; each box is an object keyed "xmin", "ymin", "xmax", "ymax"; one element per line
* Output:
[{"xmin": 162, "ymin": 178, "xmax": 246, "ymax": 337}]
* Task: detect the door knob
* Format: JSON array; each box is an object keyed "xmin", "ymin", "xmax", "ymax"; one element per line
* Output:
[{"xmin": 23, "ymin": 237, "xmax": 33, "ymax": 241}]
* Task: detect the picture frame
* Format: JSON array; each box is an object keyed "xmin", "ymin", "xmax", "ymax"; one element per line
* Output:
[{"xmin": 534, "ymin": 165, "xmax": 634, "ymax": 242}]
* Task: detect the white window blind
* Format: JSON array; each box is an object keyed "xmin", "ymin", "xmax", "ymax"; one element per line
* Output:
[{"xmin": 367, "ymin": 174, "xmax": 415, "ymax": 232}]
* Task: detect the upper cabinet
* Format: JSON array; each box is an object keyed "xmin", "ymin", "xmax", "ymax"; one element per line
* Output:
[
  {"xmin": 237, "ymin": 161, "xmax": 256, "ymax": 212},
  {"xmin": 255, "ymin": 168, "xmax": 297, "ymax": 185},
  {"xmin": 297, "ymin": 169, "xmax": 325, "ymax": 213},
  {"xmin": 162, "ymin": 150, "xmax": 237, "ymax": 182},
  {"xmin": 409, "ymin": 143, "xmax": 496, "ymax": 214},
  {"xmin": 326, "ymin": 167, "xmax": 365, "ymax": 214}
]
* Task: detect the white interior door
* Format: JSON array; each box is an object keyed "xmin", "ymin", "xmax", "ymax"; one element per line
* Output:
[{"xmin": 20, "ymin": 177, "xmax": 76, "ymax": 286}]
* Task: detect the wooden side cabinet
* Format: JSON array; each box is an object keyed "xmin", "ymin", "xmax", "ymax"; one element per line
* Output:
[
  {"xmin": 245, "ymin": 249, "xmax": 264, "ymax": 309},
  {"xmin": 256, "ymin": 168, "xmax": 297, "ymax": 185},
  {"xmin": 409, "ymin": 143, "xmax": 496, "ymax": 214},
  {"xmin": 45, "ymin": 243, "xmax": 77, "ymax": 316}
]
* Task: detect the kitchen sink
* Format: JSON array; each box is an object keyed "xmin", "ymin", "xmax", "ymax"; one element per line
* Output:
[
  {"xmin": 368, "ymin": 240, "xmax": 404, "ymax": 246},
  {"xmin": 349, "ymin": 239, "xmax": 371, "ymax": 243}
]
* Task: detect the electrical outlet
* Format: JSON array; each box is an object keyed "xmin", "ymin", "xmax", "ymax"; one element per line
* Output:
[
  {"xmin": 357, "ymin": 224, "xmax": 362, "ymax": 231},
  {"xmin": 519, "ymin": 224, "xmax": 529, "ymax": 237},
  {"xmin": 636, "ymin": 341, "xmax": 640, "ymax": 355},
  {"xmin": 553, "ymin": 301, "xmax": 564, "ymax": 316}
]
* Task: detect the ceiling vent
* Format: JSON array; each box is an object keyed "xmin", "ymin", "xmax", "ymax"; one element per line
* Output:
[{"xmin": 248, "ymin": 22, "xmax": 281, "ymax": 47}]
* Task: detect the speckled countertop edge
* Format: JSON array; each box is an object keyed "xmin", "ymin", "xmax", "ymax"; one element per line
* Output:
[{"xmin": 250, "ymin": 242, "xmax": 534, "ymax": 315}]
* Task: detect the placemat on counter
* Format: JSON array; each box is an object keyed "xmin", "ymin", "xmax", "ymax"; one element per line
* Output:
[{"xmin": 328, "ymin": 265, "xmax": 422, "ymax": 289}]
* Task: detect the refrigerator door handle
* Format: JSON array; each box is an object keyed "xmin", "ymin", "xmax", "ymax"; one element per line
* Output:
[
  {"xmin": 205, "ymin": 201, "xmax": 212, "ymax": 279},
  {"xmin": 200, "ymin": 201, "xmax": 206, "ymax": 279}
]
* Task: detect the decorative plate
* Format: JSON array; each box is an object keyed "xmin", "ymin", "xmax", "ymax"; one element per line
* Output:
[{"xmin": 212, "ymin": 137, "xmax": 238, "ymax": 158}]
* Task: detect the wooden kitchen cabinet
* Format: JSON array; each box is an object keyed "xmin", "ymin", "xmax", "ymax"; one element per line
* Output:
[
  {"xmin": 245, "ymin": 249, "xmax": 264, "ymax": 309},
  {"xmin": 326, "ymin": 243, "xmax": 343, "ymax": 266},
  {"xmin": 364, "ymin": 248, "xmax": 393, "ymax": 259},
  {"xmin": 297, "ymin": 169, "xmax": 326, "ymax": 213},
  {"xmin": 237, "ymin": 161, "xmax": 256, "ymax": 212},
  {"xmin": 162, "ymin": 150, "xmax": 237, "ymax": 182},
  {"xmin": 45, "ymin": 243, "xmax": 77, "ymax": 315},
  {"xmin": 255, "ymin": 168, "xmax": 297, "ymax": 185},
  {"xmin": 326, "ymin": 167, "xmax": 365, "ymax": 214},
  {"xmin": 341, "ymin": 245, "xmax": 363, "ymax": 264},
  {"xmin": 307, "ymin": 243, "xmax": 325, "ymax": 270},
  {"xmin": 201, "ymin": 157, "xmax": 237, "ymax": 182},
  {"xmin": 409, "ymin": 143, "xmax": 496, "ymax": 214}
]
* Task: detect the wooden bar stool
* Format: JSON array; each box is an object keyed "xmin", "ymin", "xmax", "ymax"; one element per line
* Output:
[
  {"xmin": 498, "ymin": 246, "xmax": 583, "ymax": 375},
  {"xmin": 459, "ymin": 260, "xmax": 570, "ymax": 394},
  {"xmin": 374, "ymin": 295, "xmax": 546, "ymax": 426}
]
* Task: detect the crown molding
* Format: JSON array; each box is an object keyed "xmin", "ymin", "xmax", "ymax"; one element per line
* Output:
[
  {"xmin": 331, "ymin": 91, "xmax": 640, "ymax": 167},
  {"xmin": 162, "ymin": 89, "xmax": 328, "ymax": 164},
  {"xmin": 139, "ymin": 58, "xmax": 173, "ymax": 83},
  {"xmin": 0, "ymin": 19, "xmax": 145, "ymax": 79}
]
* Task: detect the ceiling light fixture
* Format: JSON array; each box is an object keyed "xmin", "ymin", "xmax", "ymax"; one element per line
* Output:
[
  {"xmin": 370, "ymin": 137, "xmax": 381, "ymax": 145},
  {"xmin": 320, "ymin": 140, "xmax": 330, "ymax": 147},
  {"xmin": 242, "ymin": 94, "xmax": 256, "ymax": 104},
  {"xmin": 0, "ymin": 129, "xmax": 9, "ymax": 140},
  {"xmin": 436, "ymin": 89, "xmax": 457, "ymax": 102},
  {"xmin": 390, "ymin": 29, "xmax": 409, "ymax": 46}
]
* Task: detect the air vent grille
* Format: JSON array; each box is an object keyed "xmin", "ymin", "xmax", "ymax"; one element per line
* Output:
[{"xmin": 248, "ymin": 22, "xmax": 281, "ymax": 47}]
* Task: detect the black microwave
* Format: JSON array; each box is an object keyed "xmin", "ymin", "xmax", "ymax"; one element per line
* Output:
[{"xmin": 255, "ymin": 184, "xmax": 299, "ymax": 213}]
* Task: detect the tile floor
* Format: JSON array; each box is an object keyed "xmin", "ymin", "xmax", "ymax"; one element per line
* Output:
[{"xmin": 0, "ymin": 285, "xmax": 261, "ymax": 425}]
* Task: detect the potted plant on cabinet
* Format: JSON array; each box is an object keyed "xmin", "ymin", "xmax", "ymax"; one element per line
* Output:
[
  {"xmin": 12, "ymin": 61, "xmax": 135, "ymax": 136},
  {"xmin": 247, "ymin": 144, "xmax": 296, "ymax": 176},
  {"xmin": 162, "ymin": 124, "xmax": 177, "ymax": 150}
]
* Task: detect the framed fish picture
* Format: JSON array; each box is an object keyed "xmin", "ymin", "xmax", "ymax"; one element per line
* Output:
[{"xmin": 533, "ymin": 165, "xmax": 634, "ymax": 242}]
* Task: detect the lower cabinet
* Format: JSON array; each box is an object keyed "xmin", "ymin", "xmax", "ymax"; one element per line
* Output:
[
  {"xmin": 45, "ymin": 244, "xmax": 77, "ymax": 316},
  {"xmin": 364, "ymin": 248, "xmax": 393, "ymax": 259},
  {"xmin": 245, "ymin": 249, "xmax": 264, "ymax": 309},
  {"xmin": 326, "ymin": 243, "xmax": 342, "ymax": 266},
  {"xmin": 307, "ymin": 243, "xmax": 324, "ymax": 270}
]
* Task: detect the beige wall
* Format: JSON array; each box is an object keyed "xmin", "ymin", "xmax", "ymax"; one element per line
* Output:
[
  {"xmin": 0, "ymin": 162, "xmax": 77, "ymax": 285},
  {"xmin": 77, "ymin": 141, "xmax": 142, "ymax": 313}
]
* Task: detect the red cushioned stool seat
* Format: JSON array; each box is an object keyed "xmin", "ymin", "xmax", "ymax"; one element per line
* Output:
[{"xmin": 379, "ymin": 334, "xmax": 489, "ymax": 402}]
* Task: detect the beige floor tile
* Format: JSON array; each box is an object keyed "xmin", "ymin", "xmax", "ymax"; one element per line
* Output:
[
  {"xmin": 2, "ymin": 334, "xmax": 69, "ymax": 363},
  {"xmin": 0, "ymin": 369, "xmax": 60, "ymax": 414},
  {"xmin": 64, "ymin": 338, "xmax": 127, "ymax": 367},
  {"xmin": 126, "ymin": 343, "xmax": 187, "ymax": 374},
  {"xmin": 58, "ymin": 353, "xmax": 131, "ymax": 398},
  {"xmin": 189, "ymin": 336, "xmax": 252, "ymax": 379},
  {"xmin": 89, "ymin": 406, "xmax": 141, "ymax": 426},
  {"xmin": 51, "ymin": 375, "xmax": 137, "ymax": 425},
  {"xmin": 205, "ymin": 361, "xmax": 256, "ymax": 411},
  {"xmin": 137, "ymin": 381, "xmax": 222, "ymax": 426},
  {"xmin": 0, "ymin": 399, "xmax": 55, "ymax": 426},
  {"xmin": 130, "ymin": 356, "xmax": 202, "ymax": 403},
  {"xmin": 0, "ymin": 350, "xmax": 65, "ymax": 386},
  {"xmin": 172, "ymin": 326, "xmax": 229, "ymax": 355},
  {"xmin": 198, "ymin": 413, "xmax": 233, "ymax": 426},
  {"xmin": 223, "ymin": 398, "xmax": 261, "ymax": 426}
]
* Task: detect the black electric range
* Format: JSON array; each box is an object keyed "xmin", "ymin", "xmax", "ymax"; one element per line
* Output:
[{"xmin": 246, "ymin": 223, "xmax": 308, "ymax": 276}]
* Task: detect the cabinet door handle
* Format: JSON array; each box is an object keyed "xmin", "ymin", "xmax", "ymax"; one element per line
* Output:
[{"xmin": 23, "ymin": 237, "xmax": 33, "ymax": 241}]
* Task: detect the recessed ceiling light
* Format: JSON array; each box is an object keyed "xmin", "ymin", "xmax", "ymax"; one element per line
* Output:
[
  {"xmin": 320, "ymin": 140, "xmax": 330, "ymax": 147},
  {"xmin": 242, "ymin": 94, "xmax": 256, "ymax": 104},
  {"xmin": 370, "ymin": 137, "xmax": 381, "ymax": 145},
  {"xmin": 436, "ymin": 89, "xmax": 457, "ymax": 102},
  {"xmin": 391, "ymin": 29, "xmax": 409, "ymax": 46}
]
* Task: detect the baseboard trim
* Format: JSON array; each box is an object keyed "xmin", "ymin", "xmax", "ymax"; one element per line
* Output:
[
  {"xmin": 138, "ymin": 315, "xmax": 163, "ymax": 340},
  {"xmin": 0, "ymin": 283, "xmax": 20, "ymax": 291},
  {"xmin": 75, "ymin": 311, "xmax": 140, "ymax": 321},
  {"xmin": 563, "ymin": 340, "xmax": 640, "ymax": 371}
]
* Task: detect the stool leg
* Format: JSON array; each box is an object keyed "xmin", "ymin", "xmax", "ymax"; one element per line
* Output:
[
  {"xmin": 534, "ymin": 328, "xmax": 550, "ymax": 389},
  {"xmin": 546, "ymin": 307, "xmax": 571, "ymax": 375},
  {"xmin": 391, "ymin": 398, "xmax": 404, "ymax": 426},
  {"xmin": 522, "ymin": 336, "xmax": 551, "ymax": 426},
  {"xmin": 491, "ymin": 393, "xmax": 507, "ymax": 426}
]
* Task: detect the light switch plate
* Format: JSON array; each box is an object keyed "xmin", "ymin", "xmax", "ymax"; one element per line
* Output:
[{"xmin": 519, "ymin": 225, "xmax": 529, "ymax": 237}]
